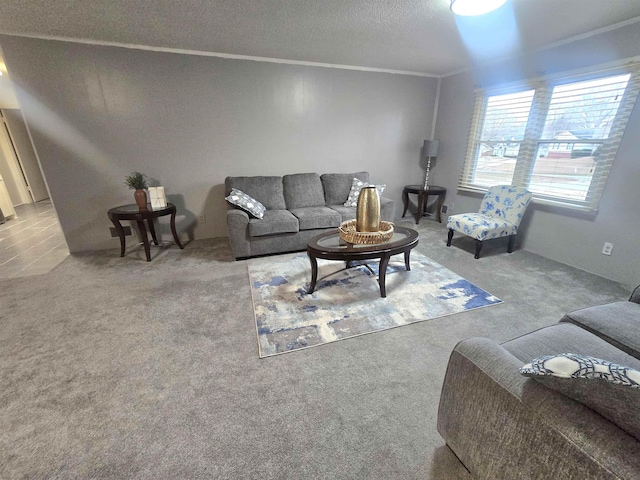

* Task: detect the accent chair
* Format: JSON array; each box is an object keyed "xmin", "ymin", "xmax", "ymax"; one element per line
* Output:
[{"xmin": 446, "ymin": 185, "xmax": 532, "ymax": 259}]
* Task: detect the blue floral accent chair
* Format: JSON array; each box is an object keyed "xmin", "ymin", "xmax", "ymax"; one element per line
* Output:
[{"xmin": 446, "ymin": 185, "xmax": 533, "ymax": 259}]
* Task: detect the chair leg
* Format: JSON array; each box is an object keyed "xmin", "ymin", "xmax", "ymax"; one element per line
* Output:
[
  {"xmin": 447, "ymin": 229, "xmax": 454, "ymax": 246},
  {"xmin": 508, "ymin": 235, "xmax": 515, "ymax": 253},
  {"xmin": 474, "ymin": 240, "xmax": 483, "ymax": 259}
]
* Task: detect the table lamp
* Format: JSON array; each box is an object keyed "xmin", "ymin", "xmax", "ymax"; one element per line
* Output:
[{"xmin": 422, "ymin": 140, "xmax": 440, "ymax": 190}]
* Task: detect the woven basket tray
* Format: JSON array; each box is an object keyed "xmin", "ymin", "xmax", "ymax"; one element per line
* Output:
[{"xmin": 338, "ymin": 220, "xmax": 394, "ymax": 245}]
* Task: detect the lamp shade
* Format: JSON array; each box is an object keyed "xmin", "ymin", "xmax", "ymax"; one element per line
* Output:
[
  {"xmin": 450, "ymin": 0, "xmax": 508, "ymax": 16},
  {"xmin": 423, "ymin": 140, "xmax": 440, "ymax": 158}
]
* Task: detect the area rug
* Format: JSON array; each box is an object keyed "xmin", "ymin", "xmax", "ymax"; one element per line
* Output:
[{"xmin": 248, "ymin": 251, "xmax": 502, "ymax": 357}]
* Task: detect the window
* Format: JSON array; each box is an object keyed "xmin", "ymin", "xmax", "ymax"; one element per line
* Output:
[{"xmin": 459, "ymin": 66, "xmax": 640, "ymax": 212}]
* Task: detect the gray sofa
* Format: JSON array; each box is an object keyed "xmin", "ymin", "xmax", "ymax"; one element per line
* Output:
[
  {"xmin": 225, "ymin": 172, "xmax": 394, "ymax": 259},
  {"xmin": 438, "ymin": 286, "xmax": 640, "ymax": 479}
]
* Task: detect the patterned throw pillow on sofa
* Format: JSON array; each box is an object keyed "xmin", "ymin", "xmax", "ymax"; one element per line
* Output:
[
  {"xmin": 520, "ymin": 353, "xmax": 640, "ymax": 440},
  {"xmin": 225, "ymin": 188, "xmax": 266, "ymax": 219},
  {"xmin": 343, "ymin": 178, "xmax": 386, "ymax": 207},
  {"xmin": 520, "ymin": 353, "xmax": 640, "ymax": 387}
]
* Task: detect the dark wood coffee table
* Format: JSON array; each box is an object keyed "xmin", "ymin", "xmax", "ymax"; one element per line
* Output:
[
  {"xmin": 306, "ymin": 226, "xmax": 419, "ymax": 298},
  {"xmin": 107, "ymin": 203, "xmax": 183, "ymax": 261}
]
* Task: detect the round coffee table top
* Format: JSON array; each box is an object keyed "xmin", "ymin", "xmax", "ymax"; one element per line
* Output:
[{"xmin": 307, "ymin": 225, "xmax": 419, "ymax": 260}]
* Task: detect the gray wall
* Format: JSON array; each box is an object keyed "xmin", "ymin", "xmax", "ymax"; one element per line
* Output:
[
  {"xmin": 0, "ymin": 36, "xmax": 437, "ymax": 252},
  {"xmin": 433, "ymin": 22, "xmax": 640, "ymax": 288},
  {"xmin": 3, "ymin": 108, "xmax": 49, "ymax": 202}
]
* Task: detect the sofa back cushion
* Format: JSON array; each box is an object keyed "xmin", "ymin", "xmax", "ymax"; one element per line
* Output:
[
  {"xmin": 225, "ymin": 176, "xmax": 286, "ymax": 210},
  {"xmin": 561, "ymin": 302, "xmax": 640, "ymax": 360},
  {"xmin": 283, "ymin": 173, "xmax": 325, "ymax": 209},
  {"xmin": 320, "ymin": 172, "xmax": 369, "ymax": 205}
]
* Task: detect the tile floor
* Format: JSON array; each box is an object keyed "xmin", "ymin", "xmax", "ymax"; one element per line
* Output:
[{"xmin": 0, "ymin": 200, "xmax": 69, "ymax": 279}]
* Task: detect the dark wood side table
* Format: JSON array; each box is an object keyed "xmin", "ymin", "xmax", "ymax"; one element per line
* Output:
[
  {"xmin": 307, "ymin": 226, "xmax": 419, "ymax": 298},
  {"xmin": 402, "ymin": 185, "xmax": 446, "ymax": 224},
  {"xmin": 107, "ymin": 203, "xmax": 183, "ymax": 261}
]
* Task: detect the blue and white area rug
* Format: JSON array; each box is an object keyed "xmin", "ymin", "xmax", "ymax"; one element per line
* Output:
[{"xmin": 248, "ymin": 251, "xmax": 502, "ymax": 357}]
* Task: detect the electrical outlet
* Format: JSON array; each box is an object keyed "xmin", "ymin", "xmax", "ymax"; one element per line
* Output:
[
  {"xmin": 602, "ymin": 242, "xmax": 613, "ymax": 255},
  {"xmin": 110, "ymin": 226, "xmax": 132, "ymax": 237},
  {"xmin": 199, "ymin": 214, "xmax": 206, "ymax": 223}
]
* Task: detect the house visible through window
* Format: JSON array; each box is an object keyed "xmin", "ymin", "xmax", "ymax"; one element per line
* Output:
[{"xmin": 459, "ymin": 66, "xmax": 640, "ymax": 212}]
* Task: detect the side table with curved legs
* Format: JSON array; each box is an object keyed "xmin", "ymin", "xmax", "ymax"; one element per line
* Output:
[
  {"xmin": 108, "ymin": 203, "xmax": 183, "ymax": 261},
  {"xmin": 402, "ymin": 185, "xmax": 446, "ymax": 224}
]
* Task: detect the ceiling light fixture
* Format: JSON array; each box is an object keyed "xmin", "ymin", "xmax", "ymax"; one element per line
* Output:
[{"xmin": 450, "ymin": 0, "xmax": 508, "ymax": 16}]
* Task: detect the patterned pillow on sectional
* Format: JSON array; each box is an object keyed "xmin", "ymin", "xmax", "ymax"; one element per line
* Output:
[
  {"xmin": 520, "ymin": 352, "xmax": 640, "ymax": 440},
  {"xmin": 520, "ymin": 353, "xmax": 640, "ymax": 387},
  {"xmin": 343, "ymin": 177, "xmax": 386, "ymax": 207},
  {"xmin": 225, "ymin": 188, "xmax": 267, "ymax": 219}
]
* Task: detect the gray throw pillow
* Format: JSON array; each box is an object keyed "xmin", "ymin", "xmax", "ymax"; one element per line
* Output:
[
  {"xmin": 225, "ymin": 188, "xmax": 266, "ymax": 219},
  {"xmin": 521, "ymin": 353, "xmax": 640, "ymax": 440}
]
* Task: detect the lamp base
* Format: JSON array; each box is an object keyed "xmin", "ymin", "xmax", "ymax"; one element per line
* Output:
[{"xmin": 422, "ymin": 156, "xmax": 432, "ymax": 190}]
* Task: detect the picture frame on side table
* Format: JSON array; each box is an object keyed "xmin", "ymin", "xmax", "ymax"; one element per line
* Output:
[{"xmin": 148, "ymin": 186, "xmax": 167, "ymax": 210}]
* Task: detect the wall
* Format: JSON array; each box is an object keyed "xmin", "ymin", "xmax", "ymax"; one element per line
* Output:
[
  {"xmin": 3, "ymin": 108, "xmax": 49, "ymax": 202},
  {"xmin": 433, "ymin": 22, "xmax": 640, "ymax": 288},
  {"xmin": 0, "ymin": 36, "xmax": 438, "ymax": 253}
]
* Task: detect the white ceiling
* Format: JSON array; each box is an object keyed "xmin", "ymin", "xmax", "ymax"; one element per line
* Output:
[{"xmin": 0, "ymin": 0, "xmax": 639, "ymax": 76}]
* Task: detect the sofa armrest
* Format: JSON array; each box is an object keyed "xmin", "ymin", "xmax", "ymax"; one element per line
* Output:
[
  {"xmin": 380, "ymin": 197, "xmax": 395, "ymax": 223},
  {"xmin": 630, "ymin": 285, "xmax": 640, "ymax": 304},
  {"xmin": 226, "ymin": 209, "xmax": 251, "ymax": 259},
  {"xmin": 437, "ymin": 337, "xmax": 640, "ymax": 479}
]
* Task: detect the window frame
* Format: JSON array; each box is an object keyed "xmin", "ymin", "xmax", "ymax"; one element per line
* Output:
[{"xmin": 458, "ymin": 65, "xmax": 640, "ymax": 213}]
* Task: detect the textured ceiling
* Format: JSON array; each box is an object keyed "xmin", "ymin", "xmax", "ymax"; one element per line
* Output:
[{"xmin": 0, "ymin": 0, "xmax": 639, "ymax": 75}]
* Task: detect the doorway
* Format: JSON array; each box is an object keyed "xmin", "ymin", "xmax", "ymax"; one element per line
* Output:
[{"xmin": 0, "ymin": 50, "xmax": 69, "ymax": 278}]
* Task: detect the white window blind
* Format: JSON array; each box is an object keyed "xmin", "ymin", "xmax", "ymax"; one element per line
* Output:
[{"xmin": 459, "ymin": 65, "xmax": 640, "ymax": 212}]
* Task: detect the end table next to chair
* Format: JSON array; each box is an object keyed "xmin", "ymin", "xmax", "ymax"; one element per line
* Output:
[
  {"xmin": 107, "ymin": 203, "xmax": 183, "ymax": 261},
  {"xmin": 402, "ymin": 185, "xmax": 446, "ymax": 224}
]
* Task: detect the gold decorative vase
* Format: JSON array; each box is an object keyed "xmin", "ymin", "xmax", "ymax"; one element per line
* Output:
[{"xmin": 356, "ymin": 186, "xmax": 380, "ymax": 232}]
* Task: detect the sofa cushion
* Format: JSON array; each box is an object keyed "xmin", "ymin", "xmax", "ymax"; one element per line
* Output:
[
  {"xmin": 283, "ymin": 173, "xmax": 325, "ymax": 209},
  {"xmin": 520, "ymin": 353, "xmax": 640, "ymax": 441},
  {"xmin": 327, "ymin": 205, "xmax": 357, "ymax": 222},
  {"xmin": 248, "ymin": 210, "xmax": 299, "ymax": 237},
  {"xmin": 289, "ymin": 206, "xmax": 341, "ymax": 230},
  {"xmin": 328, "ymin": 197, "xmax": 395, "ymax": 222},
  {"xmin": 225, "ymin": 188, "xmax": 266, "ymax": 219},
  {"xmin": 225, "ymin": 176, "xmax": 286, "ymax": 210},
  {"xmin": 560, "ymin": 301, "xmax": 640, "ymax": 360},
  {"xmin": 320, "ymin": 172, "xmax": 369, "ymax": 206},
  {"xmin": 501, "ymin": 323, "xmax": 640, "ymax": 371},
  {"xmin": 504, "ymin": 324, "xmax": 640, "ymax": 442}
]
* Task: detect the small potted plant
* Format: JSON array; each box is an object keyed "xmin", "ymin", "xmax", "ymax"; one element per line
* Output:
[{"xmin": 125, "ymin": 171, "xmax": 149, "ymax": 209}]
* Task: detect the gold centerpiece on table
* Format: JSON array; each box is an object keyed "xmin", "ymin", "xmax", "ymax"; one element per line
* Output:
[
  {"xmin": 339, "ymin": 220, "xmax": 394, "ymax": 245},
  {"xmin": 355, "ymin": 186, "xmax": 380, "ymax": 232},
  {"xmin": 339, "ymin": 185, "xmax": 392, "ymax": 244}
]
